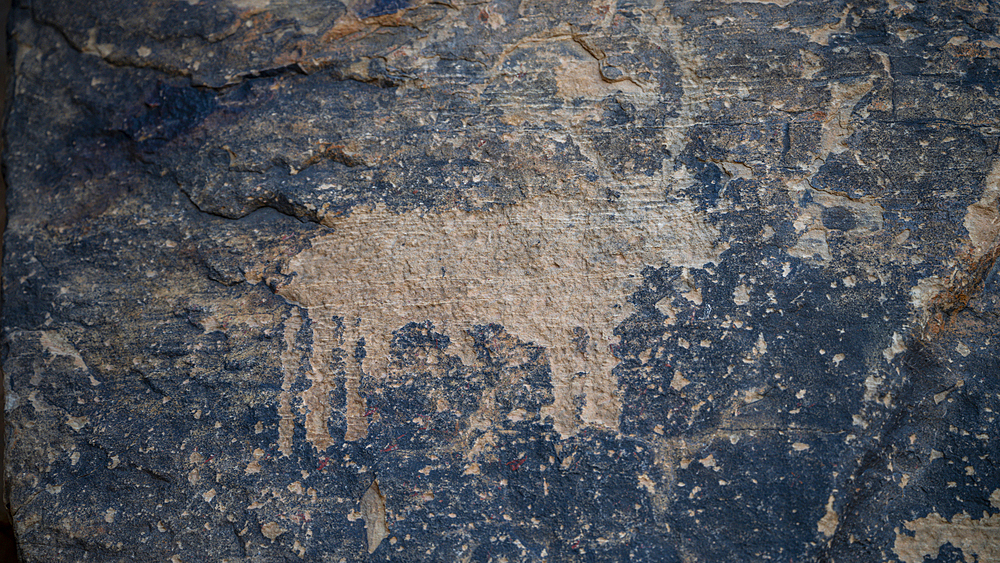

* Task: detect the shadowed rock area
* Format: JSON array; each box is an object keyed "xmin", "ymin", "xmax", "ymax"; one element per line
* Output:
[{"xmin": 3, "ymin": 0, "xmax": 1000, "ymax": 561}]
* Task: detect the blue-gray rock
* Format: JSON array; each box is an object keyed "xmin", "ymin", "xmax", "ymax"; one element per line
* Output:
[{"xmin": 4, "ymin": 0, "xmax": 1000, "ymax": 561}]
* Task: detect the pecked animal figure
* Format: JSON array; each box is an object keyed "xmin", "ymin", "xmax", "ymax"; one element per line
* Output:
[{"xmin": 274, "ymin": 180, "xmax": 722, "ymax": 452}]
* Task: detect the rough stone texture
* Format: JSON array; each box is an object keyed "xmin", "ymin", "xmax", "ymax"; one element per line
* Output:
[{"xmin": 3, "ymin": 0, "xmax": 1000, "ymax": 561}]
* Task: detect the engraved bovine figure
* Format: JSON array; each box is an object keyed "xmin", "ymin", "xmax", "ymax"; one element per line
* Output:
[{"xmin": 275, "ymin": 182, "xmax": 720, "ymax": 451}]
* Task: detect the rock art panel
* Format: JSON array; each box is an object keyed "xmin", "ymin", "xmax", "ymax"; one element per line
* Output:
[
  {"xmin": 276, "ymin": 181, "xmax": 721, "ymax": 447},
  {"xmin": 4, "ymin": 0, "xmax": 1000, "ymax": 562}
]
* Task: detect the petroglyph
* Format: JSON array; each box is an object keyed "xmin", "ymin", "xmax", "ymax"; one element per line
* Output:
[
  {"xmin": 786, "ymin": 77, "xmax": 881, "ymax": 262},
  {"xmin": 275, "ymin": 179, "xmax": 722, "ymax": 450},
  {"xmin": 268, "ymin": 12, "xmax": 723, "ymax": 452},
  {"xmin": 277, "ymin": 309, "xmax": 302, "ymax": 456},
  {"xmin": 894, "ymin": 511, "xmax": 1000, "ymax": 563}
]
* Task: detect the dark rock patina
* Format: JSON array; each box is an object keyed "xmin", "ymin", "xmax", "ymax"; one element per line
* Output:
[{"xmin": 4, "ymin": 0, "xmax": 1000, "ymax": 561}]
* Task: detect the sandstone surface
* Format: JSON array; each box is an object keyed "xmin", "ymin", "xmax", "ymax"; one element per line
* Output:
[{"xmin": 4, "ymin": 0, "xmax": 1000, "ymax": 561}]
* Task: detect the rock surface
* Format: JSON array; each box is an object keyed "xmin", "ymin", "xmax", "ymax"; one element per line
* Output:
[{"xmin": 4, "ymin": 0, "xmax": 1000, "ymax": 561}]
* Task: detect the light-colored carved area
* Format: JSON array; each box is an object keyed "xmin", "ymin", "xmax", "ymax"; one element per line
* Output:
[
  {"xmin": 38, "ymin": 331, "xmax": 88, "ymax": 371},
  {"xmin": 265, "ymin": 8, "xmax": 723, "ymax": 452},
  {"xmin": 277, "ymin": 179, "xmax": 722, "ymax": 447},
  {"xmin": 817, "ymin": 494, "xmax": 839, "ymax": 538},
  {"xmin": 360, "ymin": 480, "xmax": 389, "ymax": 554},
  {"xmin": 277, "ymin": 309, "xmax": 301, "ymax": 457},
  {"xmin": 965, "ymin": 159, "xmax": 1000, "ymax": 258},
  {"xmin": 894, "ymin": 511, "xmax": 1000, "ymax": 563},
  {"xmin": 785, "ymin": 75, "xmax": 882, "ymax": 263},
  {"xmin": 905, "ymin": 159, "xmax": 1000, "ymax": 324}
]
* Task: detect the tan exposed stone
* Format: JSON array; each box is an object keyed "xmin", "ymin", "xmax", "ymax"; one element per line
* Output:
[{"xmin": 277, "ymin": 181, "xmax": 722, "ymax": 445}]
